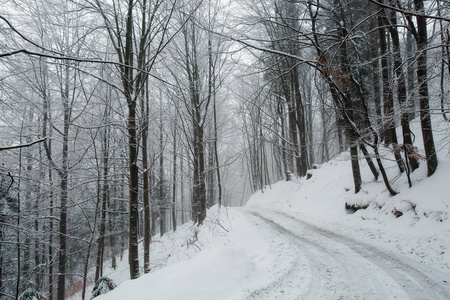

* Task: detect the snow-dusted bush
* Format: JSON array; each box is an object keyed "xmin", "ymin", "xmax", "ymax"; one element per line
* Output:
[{"xmin": 91, "ymin": 277, "xmax": 116, "ymax": 299}]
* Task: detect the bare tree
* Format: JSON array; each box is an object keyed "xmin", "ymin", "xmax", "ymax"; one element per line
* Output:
[{"xmin": 87, "ymin": 0, "xmax": 179, "ymax": 278}]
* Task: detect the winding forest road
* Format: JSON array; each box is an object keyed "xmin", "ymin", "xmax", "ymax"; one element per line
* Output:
[{"xmin": 243, "ymin": 208, "xmax": 450, "ymax": 300}]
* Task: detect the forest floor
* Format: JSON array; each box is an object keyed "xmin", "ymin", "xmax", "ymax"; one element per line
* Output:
[{"xmin": 79, "ymin": 118, "xmax": 450, "ymax": 300}]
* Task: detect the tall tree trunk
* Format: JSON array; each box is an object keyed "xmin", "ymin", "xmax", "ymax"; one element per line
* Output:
[
  {"xmin": 0, "ymin": 221, "xmax": 3, "ymax": 297},
  {"xmin": 370, "ymin": 19, "xmax": 383, "ymax": 123},
  {"xmin": 16, "ymin": 132, "xmax": 24, "ymax": 300},
  {"xmin": 195, "ymin": 123, "xmax": 207, "ymax": 224},
  {"xmin": 172, "ymin": 124, "xmax": 177, "ymax": 232},
  {"xmin": 56, "ymin": 62, "xmax": 71, "ymax": 300},
  {"xmin": 277, "ymin": 95, "xmax": 290, "ymax": 180},
  {"xmin": 287, "ymin": 102, "xmax": 301, "ymax": 177},
  {"xmin": 95, "ymin": 122, "xmax": 109, "ymax": 282},
  {"xmin": 150, "ymin": 169, "xmax": 156, "ymax": 236},
  {"xmin": 306, "ymin": 77, "xmax": 314, "ymax": 166},
  {"xmin": 23, "ymin": 139, "xmax": 32, "ymax": 287},
  {"xmin": 335, "ymin": 1, "xmax": 362, "ymax": 193},
  {"xmin": 159, "ymin": 96, "xmax": 166, "ymax": 236},
  {"xmin": 120, "ymin": 161, "xmax": 127, "ymax": 260},
  {"xmin": 142, "ymin": 85, "xmax": 150, "ymax": 273},
  {"xmin": 213, "ymin": 90, "xmax": 222, "ymax": 207},
  {"xmin": 107, "ymin": 191, "xmax": 117, "ymax": 270},
  {"xmin": 127, "ymin": 102, "xmax": 140, "ymax": 280},
  {"xmin": 35, "ymin": 151, "xmax": 42, "ymax": 289},
  {"xmin": 319, "ymin": 84, "xmax": 330, "ymax": 162},
  {"xmin": 437, "ymin": 0, "xmax": 449, "ymax": 122},
  {"xmin": 406, "ymin": 1, "xmax": 417, "ymax": 121},
  {"xmin": 293, "ymin": 67, "xmax": 309, "ymax": 175},
  {"xmin": 82, "ymin": 142, "xmax": 102, "ymax": 300},
  {"xmin": 350, "ymin": 141, "xmax": 362, "ymax": 193},
  {"xmin": 124, "ymin": 0, "xmax": 140, "ymax": 280},
  {"xmin": 57, "ymin": 172, "xmax": 68, "ymax": 300},
  {"xmin": 207, "ymin": 28, "xmax": 222, "ymax": 208},
  {"xmin": 47, "ymin": 147, "xmax": 54, "ymax": 300},
  {"xmin": 378, "ymin": 15, "xmax": 404, "ymax": 173},
  {"xmin": 207, "ymin": 141, "xmax": 214, "ymax": 208},
  {"xmin": 385, "ymin": 8, "xmax": 419, "ymax": 171},
  {"xmin": 413, "ymin": 0, "xmax": 438, "ymax": 176},
  {"xmin": 180, "ymin": 149, "xmax": 185, "ymax": 224},
  {"xmin": 184, "ymin": 22, "xmax": 207, "ymax": 225},
  {"xmin": 353, "ymin": 74, "xmax": 380, "ymax": 181}
]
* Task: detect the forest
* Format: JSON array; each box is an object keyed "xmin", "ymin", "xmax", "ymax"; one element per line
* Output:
[{"xmin": 0, "ymin": 0, "xmax": 449, "ymax": 299}]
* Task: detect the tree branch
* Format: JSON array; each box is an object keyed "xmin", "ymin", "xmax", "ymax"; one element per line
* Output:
[
  {"xmin": 368, "ymin": 0, "xmax": 450, "ymax": 23},
  {"xmin": 0, "ymin": 137, "xmax": 47, "ymax": 151}
]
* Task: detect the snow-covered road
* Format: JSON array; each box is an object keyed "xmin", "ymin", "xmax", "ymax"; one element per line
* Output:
[
  {"xmin": 90, "ymin": 204, "xmax": 450, "ymax": 300},
  {"xmin": 244, "ymin": 208, "xmax": 450, "ymax": 300}
]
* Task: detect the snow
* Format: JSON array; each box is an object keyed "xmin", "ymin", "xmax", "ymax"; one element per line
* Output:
[
  {"xmin": 78, "ymin": 208, "xmax": 283, "ymax": 300},
  {"xmin": 79, "ymin": 118, "xmax": 450, "ymax": 300},
  {"xmin": 95, "ymin": 247, "xmax": 255, "ymax": 300}
]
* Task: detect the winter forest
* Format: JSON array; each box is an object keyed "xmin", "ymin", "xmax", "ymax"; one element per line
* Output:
[{"xmin": 0, "ymin": 0, "xmax": 449, "ymax": 299}]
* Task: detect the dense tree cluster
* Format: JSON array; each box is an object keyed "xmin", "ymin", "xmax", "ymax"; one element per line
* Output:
[
  {"xmin": 236, "ymin": 0, "xmax": 447, "ymax": 193},
  {"xmin": 0, "ymin": 0, "xmax": 448, "ymax": 299}
]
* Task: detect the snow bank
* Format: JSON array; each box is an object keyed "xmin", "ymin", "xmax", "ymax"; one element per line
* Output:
[
  {"xmin": 77, "ymin": 207, "xmax": 281, "ymax": 300},
  {"xmin": 95, "ymin": 247, "xmax": 255, "ymax": 300}
]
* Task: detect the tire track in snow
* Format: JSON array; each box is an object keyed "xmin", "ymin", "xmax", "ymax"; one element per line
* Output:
[
  {"xmin": 245, "ymin": 209, "xmax": 450, "ymax": 299},
  {"xmin": 243, "ymin": 212, "xmax": 312, "ymax": 300}
]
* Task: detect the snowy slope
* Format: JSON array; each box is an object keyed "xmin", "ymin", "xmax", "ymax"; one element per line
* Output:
[
  {"xmin": 86, "ymin": 208, "xmax": 292, "ymax": 300},
  {"xmin": 83, "ymin": 118, "xmax": 450, "ymax": 299}
]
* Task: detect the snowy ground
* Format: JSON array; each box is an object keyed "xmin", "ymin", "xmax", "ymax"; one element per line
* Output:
[{"xmin": 80, "ymin": 119, "xmax": 450, "ymax": 300}]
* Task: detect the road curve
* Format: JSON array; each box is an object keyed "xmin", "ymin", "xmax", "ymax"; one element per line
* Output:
[{"xmin": 244, "ymin": 209, "xmax": 450, "ymax": 300}]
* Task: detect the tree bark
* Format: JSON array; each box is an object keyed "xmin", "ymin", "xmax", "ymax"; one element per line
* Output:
[
  {"xmin": 180, "ymin": 149, "xmax": 185, "ymax": 224},
  {"xmin": 95, "ymin": 121, "xmax": 109, "ymax": 282},
  {"xmin": 378, "ymin": 15, "xmax": 405, "ymax": 173},
  {"xmin": 414, "ymin": 0, "xmax": 438, "ymax": 176},
  {"xmin": 293, "ymin": 66, "xmax": 309, "ymax": 176},
  {"xmin": 142, "ymin": 85, "xmax": 150, "ymax": 273},
  {"xmin": 385, "ymin": 8, "xmax": 419, "ymax": 171},
  {"xmin": 159, "ymin": 98, "xmax": 165, "ymax": 236},
  {"xmin": 56, "ymin": 62, "xmax": 71, "ymax": 300},
  {"xmin": 123, "ymin": 0, "xmax": 140, "ymax": 280},
  {"xmin": 172, "ymin": 123, "xmax": 177, "ymax": 232}
]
